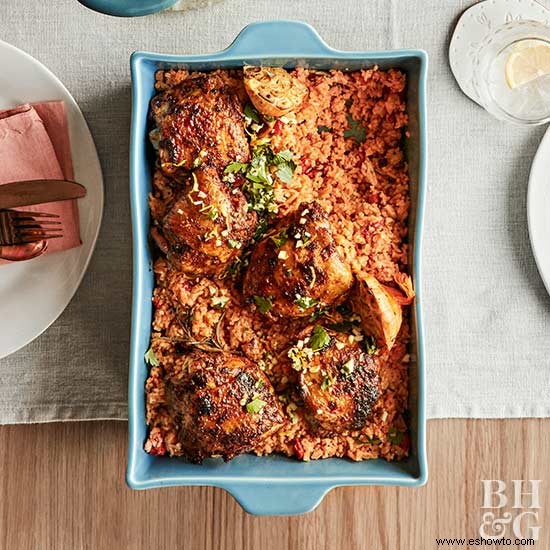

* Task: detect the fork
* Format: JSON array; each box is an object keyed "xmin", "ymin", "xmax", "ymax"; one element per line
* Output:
[{"xmin": 0, "ymin": 209, "xmax": 63, "ymax": 246}]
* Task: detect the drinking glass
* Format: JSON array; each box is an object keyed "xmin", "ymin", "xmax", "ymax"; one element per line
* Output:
[{"xmin": 472, "ymin": 20, "xmax": 550, "ymax": 125}]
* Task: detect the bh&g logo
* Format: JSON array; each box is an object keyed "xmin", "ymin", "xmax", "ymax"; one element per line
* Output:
[{"xmin": 480, "ymin": 480, "xmax": 542, "ymax": 541}]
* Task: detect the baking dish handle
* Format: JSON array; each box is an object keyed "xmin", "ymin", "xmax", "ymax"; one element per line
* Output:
[
  {"xmin": 224, "ymin": 20, "xmax": 335, "ymax": 58},
  {"xmin": 224, "ymin": 483, "xmax": 333, "ymax": 515}
]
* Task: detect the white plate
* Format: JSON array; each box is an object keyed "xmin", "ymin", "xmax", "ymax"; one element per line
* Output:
[
  {"xmin": 0, "ymin": 40, "xmax": 103, "ymax": 359},
  {"xmin": 528, "ymin": 125, "xmax": 550, "ymax": 295}
]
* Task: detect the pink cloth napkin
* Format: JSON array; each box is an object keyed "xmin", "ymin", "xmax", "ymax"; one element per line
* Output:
[{"xmin": 0, "ymin": 102, "xmax": 81, "ymax": 262}]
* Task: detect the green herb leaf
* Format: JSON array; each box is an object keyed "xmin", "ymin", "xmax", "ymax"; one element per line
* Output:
[
  {"xmin": 294, "ymin": 295, "xmax": 319, "ymax": 310},
  {"xmin": 366, "ymin": 436, "xmax": 381, "ymax": 445},
  {"xmin": 276, "ymin": 163, "xmax": 294, "ymax": 184},
  {"xmin": 239, "ymin": 144, "xmax": 295, "ymax": 214},
  {"xmin": 274, "ymin": 149, "xmax": 293, "ymax": 162},
  {"xmin": 244, "ymin": 103, "xmax": 262, "ymax": 124},
  {"xmin": 321, "ymin": 373, "xmax": 334, "ymax": 390},
  {"xmin": 264, "ymin": 114, "xmax": 275, "ymax": 122},
  {"xmin": 344, "ymin": 99, "xmax": 353, "ymax": 108},
  {"xmin": 310, "ymin": 325, "xmax": 331, "ymax": 352},
  {"xmin": 253, "ymin": 295, "xmax": 273, "ymax": 314},
  {"xmin": 273, "ymin": 150, "xmax": 296, "ymax": 184},
  {"xmin": 144, "ymin": 347, "xmax": 159, "ymax": 367},
  {"xmin": 225, "ymin": 161, "xmax": 248, "ymax": 174},
  {"xmin": 270, "ymin": 228, "xmax": 288, "ymax": 247},
  {"xmin": 344, "ymin": 114, "xmax": 366, "ymax": 144},
  {"xmin": 317, "ymin": 125, "xmax": 333, "ymax": 134},
  {"xmin": 364, "ymin": 335, "xmax": 379, "ymax": 356},
  {"xmin": 388, "ymin": 428, "xmax": 404, "ymax": 445},
  {"xmin": 253, "ymin": 218, "xmax": 269, "ymax": 241},
  {"xmin": 227, "ymin": 238, "xmax": 241, "ymax": 249},
  {"xmin": 246, "ymin": 397, "xmax": 267, "ymax": 414}
]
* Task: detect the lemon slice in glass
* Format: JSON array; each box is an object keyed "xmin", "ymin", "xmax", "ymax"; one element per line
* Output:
[{"xmin": 505, "ymin": 39, "xmax": 550, "ymax": 89}]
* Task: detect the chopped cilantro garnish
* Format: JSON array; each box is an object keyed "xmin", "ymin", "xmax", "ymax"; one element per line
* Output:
[
  {"xmin": 246, "ymin": 152, "xmax": 272, "ymax": 184},
  {"xmin": 345, "ymin": 99, "xmax": 353, "ymax": 108},
  {"xmin": 227, "ymin": 238, "xmax": 241, "ymax": 249},
  {"xmin": 340, "ymin": 358, "xmax": 355, "ymax": 377},
  {"xmin": 364, "ymin": 335, "xmax": 379, "ymax": 355},
  {"xmin": 144, "ymin": 347, "xmax": 159, "ymax": 366},
  {"xmin": 225, "ymin": 256, "xmax": 247, "ymax": 279},
  {"xmin": 253, "ymin": 295, "xmax": 273, "ymax": 314},
  {"xmin": 288, "ymin": 345, "xmax": 314, "ymax": 372},
  {"xmin": 241, "ymin": 144, "xmax": 278, "ymax": 214},
  {"xmin": 317, "ymin": 125, "xmax": 333, "ymax": 134},
  {"xmin": 388, "ymin": 428, "xmax": 404, "ymax": 445},
  {"xmin": 310, "ymin": 325, "xmax": 331, "ymax": 352},
  {"xmin": 294, "ymin": 295, "xmax": 319, "ymax": 311},
  {"xmin": 200, "ymin": 204, "xmax": 219, "ymax": 220},
  {"xmin": 274, "ymin": 149, "xmax": 293, "ymax": 162},
  {"xmin": 273, "ymin": 150, "xmax": 296, "ymax": 184},
  {"xmin": 366, "ymin": 436, "xmax": 381, "ymax": 445},
  {"xmin": 309, "ymin": 307, "xmax": 329, "ymax": 321},
  {"xmin": 244, "ymin": 103, "xmax": 262, "ymax": 124},
  {"xmin": 344, "ymin": 114, "xmax": 366, "ymax": 144},
  {"xmin": 253, "ymin": 218, "xmax": 269, "ymax": 241},
  {"xmin": 270, "ymin": 228, "xmax": 288, "ymax": 247},
  {"xmin": 276, "ymin": 163, "xmax": 294, "ymax": 184},
  {"xmin": 321, "ymin": 373, "xmax": 334, "ymax": 390},
  {"xmin": 212, "ymin": 296, "xmax": 230, "ymax": 309},
  {"xmin": 225, "ymin": 161, "xmax": 248, "ymax": 174},
  {"xmin": 228, "ymin": 139, "xmax": 295, "ymax": 227},
  {"xmin": 246, "ymin": 397, "xmax": 267, "ymax": 414}
]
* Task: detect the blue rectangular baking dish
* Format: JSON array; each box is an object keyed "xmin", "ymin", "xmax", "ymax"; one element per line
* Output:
[{"xmin": 127, "ymin": 20, "xmax": 428, "ymax": 515}]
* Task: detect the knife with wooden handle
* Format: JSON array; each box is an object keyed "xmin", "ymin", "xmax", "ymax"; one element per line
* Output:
[{"xmin": 0, "ymin": 180, "xmax": 87, "ymax": 209}]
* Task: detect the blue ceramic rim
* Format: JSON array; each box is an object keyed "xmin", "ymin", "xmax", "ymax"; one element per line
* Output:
[
  {"xmin": 78, "ymin": 0, "xmax": 177, "ymax": 17},
  {"xmin": 127, "ymin": 20, "xmax": 428, "ymax": 511}
]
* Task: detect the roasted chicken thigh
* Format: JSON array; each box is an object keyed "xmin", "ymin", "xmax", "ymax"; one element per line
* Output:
[
  {"xmin": 243, "ymin": 201, "xmax": 353, "ymax": 317},
  {"xmin": 150, "ymin": 73, "xmax": 250, "ymax": 175},
  {"xmin": 165, "ymin": 350, "xmax": 284, "ymax": 462}
]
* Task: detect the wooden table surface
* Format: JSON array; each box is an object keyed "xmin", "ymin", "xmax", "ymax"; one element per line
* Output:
[{"xmin": 0, "ymin": 419, "xmax": 547, "ymax": 549}]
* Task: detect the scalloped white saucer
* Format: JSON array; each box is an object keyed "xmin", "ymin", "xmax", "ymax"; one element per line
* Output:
[{"xmin": 449, "ymin": 0, "xmax": 550, "ymax": 105}]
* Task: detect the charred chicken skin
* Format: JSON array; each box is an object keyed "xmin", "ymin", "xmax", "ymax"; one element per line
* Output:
[
  {"xmin": 287, "ymin": 326, "xmax": 381, "ymax": 435},
  {"xmin": 165, "ymin": 350, "xmax": 284, "ymax": 462},
  {"xmin": 243, "ymin": 201, "xmax": 353, "ymax": 318},
  {"xmin": 153, "ymin": 164, "xmax": 257, "ymax": 276},
  {"xmin": 150, "ymin": 73, "xmax": 250, "ymax": 175}
]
